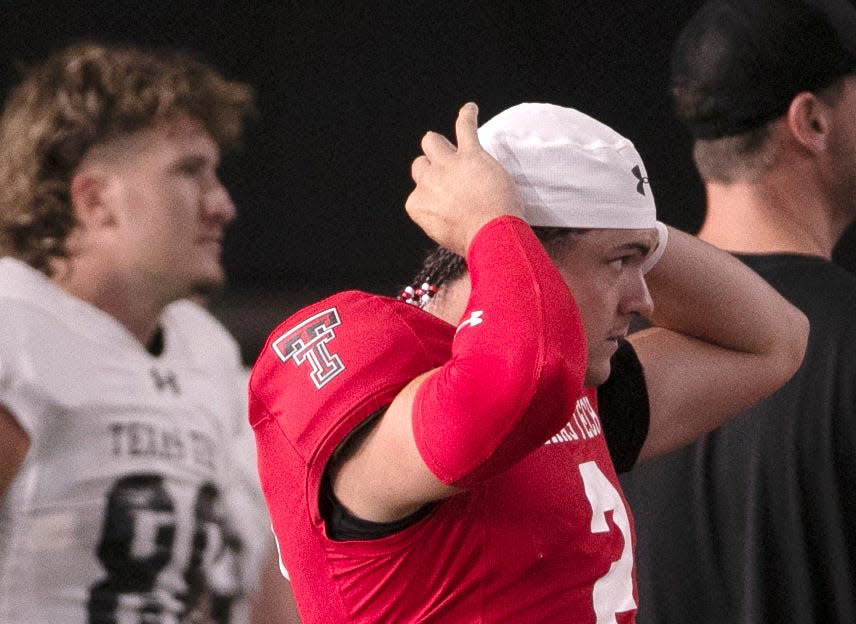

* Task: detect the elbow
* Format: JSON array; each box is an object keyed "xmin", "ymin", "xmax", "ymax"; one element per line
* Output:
[
  {"xmin": 771, "ymin": 305, "xmax": 810, "ymax": 387},
  {"xmin": 788, "ymin": 307, "xmax": 810, "ymax": 376}
]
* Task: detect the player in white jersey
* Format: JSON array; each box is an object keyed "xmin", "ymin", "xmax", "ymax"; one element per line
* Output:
[
  {"xmin": 0, "ymin": 259, "xmax": 246, "ymax": 622},
  {"xmin": 0, "ymin": 42, "xmax": 297, "ymax": 623}
]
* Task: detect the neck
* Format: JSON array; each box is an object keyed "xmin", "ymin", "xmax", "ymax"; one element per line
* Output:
[
  {"xmin": 51, "ymin": 257, "xmax": 169, "ymax": 346},
  {"xmin": 699, "ymin": 169, "xmax": 852, "ymax": 260},
  {"xmin": 423, "ymin": 275, "xmax": 471, "ymax": 325}
]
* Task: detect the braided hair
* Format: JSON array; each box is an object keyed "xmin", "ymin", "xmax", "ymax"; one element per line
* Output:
[{"xmin": 399, "ymin": 226, "xmax": 585, "ymax": 307}]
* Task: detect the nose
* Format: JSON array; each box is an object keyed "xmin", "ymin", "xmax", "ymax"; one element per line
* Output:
[
  {"xmin": 203, "ymin": 177, "xmax": 237, "ymax": 225},
  {"xmin": 620, "ymin": 270, "xmax": 654, "ymax": 318}
]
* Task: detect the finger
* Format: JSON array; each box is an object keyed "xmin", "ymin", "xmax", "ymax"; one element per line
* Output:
[
  {"xmin": 404, "ymin": 189, "xmax": 416, "ymax": 216},
  {"xmin": 454, "ymin": 102, "xmax": 480, "ymax": 153},
  {"xmin": 404, "ymin": 186, "xmax": 426, "ymax": 220},
  {"xmin": 421, "ymin": 131, "xmax": 456, "ymax": 162},
  {"xmin": 410, "ymin": 154, "xmax": 430, "ymax": 183}
]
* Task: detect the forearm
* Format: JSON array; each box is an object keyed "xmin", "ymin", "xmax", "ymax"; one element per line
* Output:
[
  {"xmin": 628, "ymin": 227, "xmax": 808, "ymax": 460},
  {"xmin": 644, "ymin": 226, "xmax": 807, "ymax": 359},
  {"xmin": 413, "ymin": 216, "xmax": 587, "ymax": 487}
]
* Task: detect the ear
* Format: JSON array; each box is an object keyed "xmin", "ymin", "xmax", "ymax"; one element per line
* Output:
[
  {"xmin": 68, "ymin": 165, "xmax": 116, "ymax": 230},
  {"xmin": 785, "ymin": 91, "xmax": 833, "ymax": 154}
]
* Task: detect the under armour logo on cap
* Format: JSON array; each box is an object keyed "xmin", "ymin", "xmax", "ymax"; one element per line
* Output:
[
  {"xmin": 631, "ymin": 165, "xmax": 649, "ymax": 196},
  {"xmin": 476, "ymin": 102, "xmax": 668, "ymax": 272}
]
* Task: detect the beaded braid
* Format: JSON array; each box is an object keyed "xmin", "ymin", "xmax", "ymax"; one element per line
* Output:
[
  {"xmin": 398, "ymin": 246, "xmax": 466, "ymax": 307},
  {"xmin": 398, "ymin": 227, "xmax": 585, "ymax": 308}
]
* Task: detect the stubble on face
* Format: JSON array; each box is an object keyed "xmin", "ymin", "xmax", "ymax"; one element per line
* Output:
[{"xmin": 551, "ymin": 228, "xmax": 657, "ymax": 387}]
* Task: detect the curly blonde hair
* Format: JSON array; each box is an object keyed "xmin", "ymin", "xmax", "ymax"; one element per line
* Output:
[{"xmin": 0, "ymin": 41, "xmax": 254, "ymax": 274}]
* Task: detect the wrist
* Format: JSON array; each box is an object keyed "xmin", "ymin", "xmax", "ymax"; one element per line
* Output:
[{"xmin": 465, "ymin": 215, "xmax": 530, "ymax": 261}]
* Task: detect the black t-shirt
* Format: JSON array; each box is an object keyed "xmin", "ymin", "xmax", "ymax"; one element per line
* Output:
[
  {"xmin": 621, "ymin": 254, "xmax": 856, "ymax": 624},
  {"xmin": 834, "ymin": 221, "xmax": 856, "ymax": 275}
]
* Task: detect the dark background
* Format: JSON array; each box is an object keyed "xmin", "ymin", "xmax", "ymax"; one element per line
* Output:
[{"xmin": 2, "ymin": 2, "xmax": 852, "ymax": 361}]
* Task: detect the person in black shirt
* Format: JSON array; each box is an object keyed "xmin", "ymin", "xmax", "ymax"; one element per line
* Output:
[{"xmin": 621, "ymin": 1, "xmax": 856, "ymax": 622}]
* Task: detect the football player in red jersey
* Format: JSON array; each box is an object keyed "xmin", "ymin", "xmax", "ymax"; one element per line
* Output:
[{"xmin": 250, "ymin": 101, "xmax": 808, "ymax": 623}]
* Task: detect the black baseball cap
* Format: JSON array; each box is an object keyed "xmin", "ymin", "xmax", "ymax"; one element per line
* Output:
[{"xmin": 672, "ymin": 0, "xmax": 856, "ymax": 139}]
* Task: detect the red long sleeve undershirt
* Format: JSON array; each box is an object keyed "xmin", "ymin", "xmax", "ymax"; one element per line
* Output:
[{"xmin": 412, "ymin": 216, "xmax": 588, "ymax": 487}]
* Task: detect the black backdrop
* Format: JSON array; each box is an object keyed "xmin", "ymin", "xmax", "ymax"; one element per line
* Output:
[{"xmin": 3, "ymin": 2, "xmax": 852, "ymax": 360}]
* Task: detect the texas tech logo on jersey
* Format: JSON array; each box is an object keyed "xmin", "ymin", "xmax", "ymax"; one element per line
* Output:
[{"xmin": 272, "ymin": 308, "xmax": 345, "ymax": 389}]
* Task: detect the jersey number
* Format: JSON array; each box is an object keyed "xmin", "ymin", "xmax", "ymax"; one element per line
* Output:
[
  {"xmin": 87, "ymin": 474, "xmax": 242, "ymax": 624},
  {"xmin": 579, "ymin": 461, "xmax": 636, "ymax": 624}
]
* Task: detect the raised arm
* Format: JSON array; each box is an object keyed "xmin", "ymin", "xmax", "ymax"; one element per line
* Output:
[
  {"xmin": 628, "ymin": 227, "xmax": 809, "ymax": 461},
  {"xmin": 330, "ymin": 104, "xmax": 586, "ymax": 522}
]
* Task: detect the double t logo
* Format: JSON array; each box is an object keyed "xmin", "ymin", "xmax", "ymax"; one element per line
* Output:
[{"xmin": 272, "ymin": 308, "xmax": 345, "ymax": 389}]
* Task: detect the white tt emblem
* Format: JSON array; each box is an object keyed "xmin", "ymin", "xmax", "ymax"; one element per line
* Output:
[{"xmin": 272, "ymin": 308, "xmax": 345, "ymax": 389}]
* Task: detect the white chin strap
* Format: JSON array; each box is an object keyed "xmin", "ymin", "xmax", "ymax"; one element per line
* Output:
[{"xmin": 641, "ymin": 221, "xmax": 669, "ymax": 273}]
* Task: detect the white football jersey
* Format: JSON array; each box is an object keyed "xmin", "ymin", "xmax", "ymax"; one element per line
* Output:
[
  {"xmin": 0, "ymin": 258, "xmax": 251, "ymax": 624},
  {"xmin": 211, "ymin": 368, "xmax": 276, "ymax": 624}
]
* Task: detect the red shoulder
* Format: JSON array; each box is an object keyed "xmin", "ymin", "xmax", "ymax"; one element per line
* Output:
[{"xmin": 248, "ymin": 290, "xmax": 454, "ymax": 459}]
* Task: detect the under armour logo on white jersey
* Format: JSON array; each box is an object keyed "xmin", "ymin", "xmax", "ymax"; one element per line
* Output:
[
  {"xmin": 150, "ymin": 368, "xmax": 180, "ymax": 395},
  {"xmin": 272, "ymin": 308, "xmax": 345, "ymax": 389},
  {"xmin": 456, "ymin": 310, "xmax": 484, "ymax": 334}
]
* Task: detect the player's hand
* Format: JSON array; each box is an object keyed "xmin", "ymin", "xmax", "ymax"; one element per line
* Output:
[{"xmin": 405, "ymin": 102, "xmax": 524, "ymax": 257}]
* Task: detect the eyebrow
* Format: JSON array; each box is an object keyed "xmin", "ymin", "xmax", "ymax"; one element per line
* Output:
[{"xmin": 612, "ymin": 241, "xmax": 654, "ymax": 257}]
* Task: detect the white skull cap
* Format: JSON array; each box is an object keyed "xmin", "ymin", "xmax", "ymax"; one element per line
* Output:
[{"xmin": 477, "ymin": 103, "xmax": 668, "ymax": 271}]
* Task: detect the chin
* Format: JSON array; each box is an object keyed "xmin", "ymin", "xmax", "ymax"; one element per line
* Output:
[
  {"xmin": 584, "ymin": 362, "xmax": 613, "ymax": 388},
  {"xmin": 189, "ymin": 277, "xmax": 225, "ymax": 298},
  {"xmin": 186, "ymin": 267, "xmax": 226, "ymax": 299}
]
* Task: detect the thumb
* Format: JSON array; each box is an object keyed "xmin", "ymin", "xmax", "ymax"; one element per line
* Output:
[{"xmin": 454, "ymin": 102, "xmax": 481, "ymax": 153}]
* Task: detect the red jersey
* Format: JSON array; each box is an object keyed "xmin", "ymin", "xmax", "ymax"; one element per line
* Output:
[{"xmin": 250, "ymin": 290, "xmax": 638, "ymax": 623}]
